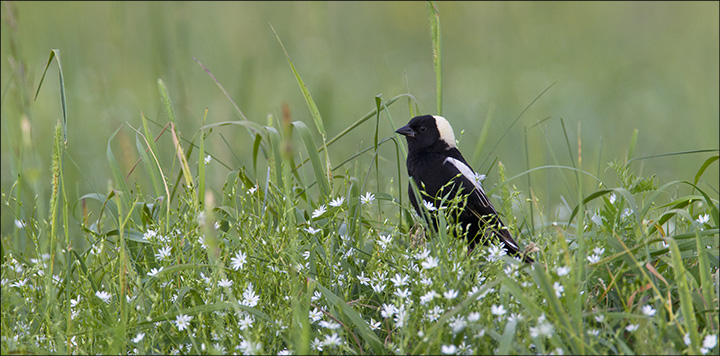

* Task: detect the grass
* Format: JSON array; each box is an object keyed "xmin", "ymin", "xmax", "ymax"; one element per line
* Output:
[{"xmin": 2, "ymin": 2, "xmax": 719, "ymax": 355}]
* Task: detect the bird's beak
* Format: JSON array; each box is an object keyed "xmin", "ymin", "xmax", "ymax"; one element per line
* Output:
[{"xmin": 395, "ymin": 125, "xmax": 415, "ymax": 138}]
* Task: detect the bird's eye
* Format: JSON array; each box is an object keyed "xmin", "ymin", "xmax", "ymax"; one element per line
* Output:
[{"xmin": 419, "ymin": 126, "xmax": 427, "ymax": 132}]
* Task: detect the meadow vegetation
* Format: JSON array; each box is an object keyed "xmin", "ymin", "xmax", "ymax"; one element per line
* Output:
[{"xmin": 1, "ymin": 2, "xmax": 718, "ymax": 354}]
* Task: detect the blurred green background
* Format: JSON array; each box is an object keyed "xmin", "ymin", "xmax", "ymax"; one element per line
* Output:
[{"xmin": 2, "ymin": 1, "xmax": 718, "ymax": 231}]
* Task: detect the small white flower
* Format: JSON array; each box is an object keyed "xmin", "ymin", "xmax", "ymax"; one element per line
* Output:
[
  {"xmin": 360, "ymin": 192, "xmax": 375, "ymax": 205},
  {"xmin": 441, "ymin": 344, "xmax": 458, "ymax": 355},
  {"xmin": 218, "ymin": 278, "xmax": 233, "ymax": 288},
  {"xmin": 595, "ymin": 315, "xmax": 605, "ymax": 323},
  {"xmin": 390, "ymin": 273, "xmax": 409, "ymax": 287},
  {"xmin": 420, "ymin": 291, "xmax": 438, "ymax": 305},
  {"xmin": 414, "ymin": 248, "xmax": 431, "ymax": 261},
  {"xmin": 309, "ymin": 308, "xmax": 323, "ymax": 323},
  {"xmin": 241, "ymin": 283, "xmax": 259, "ymax": 307},
  {"xmin": 553, "ymin": 282, "xmax": 564, "ymax": 298},
  {"xmin": 394, "ymin": 288, "xmax": 411, "ymax": 299},
  {"xmin": 684, "ymin": 333, "xmax": 692, "ymax": 346},
  {"xmin": 467, "ymin": 312, "xmax": 481, "ymax": 322},
  {"xmin": 155, "ymin": 246, "xmax": 172, "ymax": 261},
  {"xmin": 591, "ymin": 213, "xmax": 604, "ymax": 226},
  {"xmin": 322, "ymin": 333, "xmax": 342, "ymax": 348},
  {"xmin": 147, "ymin": 267, "xmax": 163, "ymax": 277},
  {"xmin": 490, "ymin": 304, "xmax": 506, "ymax": 316},
  {"xmin": 444, "ymin": 289, "xmax": 459, "ymax": 300},
  {"xmin": 357, "ymin": 271, "xmax": 371, "ymax": 285},
  {"xmin": 246, "ymin": 185, "xmax": 258, "ymax": 195},
  {"xmin": 143, "ymin": 229, "xmax": 158, "ymax": 241},
  {"xmin": 14, "ymin": 219, "xmax": 25, "ymax": 229},
  {"xmin": 318, "ymin": 320, "xmax": 341, "ymax": 330},
  {"xmin": 556, "ymin": 266, "xmax": 570, "ymax": 277},
  {"xmin": 204, "ymin": 155, "xmax": 212, "ymax": 165},
  {"xmin": 423, "ymin": 200, "xmax": 437, "ymax": 211},
  {"xmin": 369, "ymin": 318, "xmax": 381, "ymax": 330},
  {"xmin": 329, "ymin": 196, "xmax": 345, "ymax": 207},
  {"xmin": 530, "ymin": 322, "xmax": 554, "ymax": 338},
  {"xmin": 231, "ymin": 250, "xmax": 247, "ymax": 271},
  {"xmin": 371, "ymin": 282, "xmax": 386, "ymax": 293},
  {"xmin": 593, "ymin": 247, "xmax": 605, "ymax": 255},
  {"xmin": 625, "ymin": 324, "xmax": 639, "ymax": 332},
  {"xmin": 486, "ymin": 244, "xmax": 507, "ymax": 262},
  {"xmin": 608, "ymin": 193, "xmax": 617, "ymax": 205},
  {"xmin": 378, "ymin": 234, "xmax": 393, "ymax": 249},
  {"xmin": 703, "ymin": 334, "xmax": 717, "ymax": 349},
  {"xmin": 394, "ymin": 304, "xmax": 407, "ymax": 328},
  {"xmin": 587, "ymin": 329, "xmax": 600, "ymax": 336},
  {"xmin": 422, "ymin": 256, "xmax": 439, "ymax": 269},
  {"xmin": 621, "ymin": 208, "xmax": 633, "ymax": 219},
  {"xmin": 312, "ymin": 205, "xmax": 327, "ymax": 219},
  {"xmin": 132, "ymin": 332, "xmax": 145, "ymax": 343},
  {"xmin": 381, "ymin": 303, "xmax": 397, "ymax": 318},
  {"xmin": 696, "ymin": 214, "xmax": 710, "ymax": 225},
  {"xmin": 641, "ymin": 305, "xmax": 656, "ymax": 317},
  {"xmin": 175, "ymin": 314, "xmax": 192, "ymax": 331},
  {"xmin": 587, "ymin": 254, "xmax": 601, "ymax": 264},
  {"xmin": 304, "ymin": 226, "xmax": 321, "ymax": 235},
  {"xmin": 95, "ymin": 290, "xmax": 112, "ymax": 304},
  {"xmin": 472, "ymin": 172, "xmax": 486, "ymax": 185}
]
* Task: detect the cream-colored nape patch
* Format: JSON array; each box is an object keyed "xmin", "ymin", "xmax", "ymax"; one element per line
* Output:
[{"xmin": 433, "ymin": 115, "xmax": 456, "ymax": 148}]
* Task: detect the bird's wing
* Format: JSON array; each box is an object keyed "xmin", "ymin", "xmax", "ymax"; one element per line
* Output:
[{"xmin": 442, "ymin": 154, "xmax": 520, "ymax": 252}]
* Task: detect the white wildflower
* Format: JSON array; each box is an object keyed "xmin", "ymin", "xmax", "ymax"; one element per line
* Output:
[
  {"xmin": 556, "ymin": 266, "xmax": 570, "ymax": 277},
  {"xmin": 641, "ymin": 305, "xmax": 656, "ymax": 317},
  {"xmin": 329, "ymin": 197, "xmax": 345, "ymax": 207},
  {"xmin": 490, "ymin": 304, "xmax": 506, "ymax": 316},
  {"xmin": 423, "ymin": 200, "xmax": 437, "ymax": 211},
  {"xmin": 361, "ymin": 192, "xmax": 375, "ymax": 205},
  {"xmin": 441, "ymin": 344, "xmax": 457, "ymax": 355},
  {"xmin": 231, "ymin": 250, "xmax": 247, "ymax": 271},
  {"xmin": 444, "ymin": 289, "xmax": 459, "ymax": 300},
  {"xmin": 95, "ymin": 290, "xmax": 112, "ymax": 304},
  {"xmin": 155, "ymin": 246, "xmax": 172, "ymax": 261},
  {"xmin": 625, "ymin": 324, "xmax": 639, "ymax": 332},
  {"xmin": 587, "ymin": 254, "xmax": 601, "ymax": 264},
  {"xmin": 304, "ymin": 226, "xmax": 321, "ymax": 235},
  {"xmin": 312, "ymin": 205, "xmax": 327, "ymax": 219},
  {"xmin": 175, "ymin": 314, "xmax": 192, "ymax": 331},
  {"xmin": 422, "ymin": 256, "xmax": 439, "ymax": 269}
]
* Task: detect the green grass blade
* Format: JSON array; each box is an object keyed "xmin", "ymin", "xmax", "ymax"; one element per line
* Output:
[
  {"xmin": 427, "ymin": 1, "xmax": 442, "ymax": 115},
  {"xmin": 34, "ymin": 49, "xmax": 68, "ymax": 144},
  {"xmin": 293, "ymin": 121, "xmax": 331, "ymax": 199},
  {"xmin": 668, "ymin": 238, "xmax": 699, "ymax": 352},
  {"xmin": 313, "ymin": 281, "xmax": 385, "ymax": 354},
  {"xmin": 694, "ymin": 154, "xmax": 719, "ymax": 186}
]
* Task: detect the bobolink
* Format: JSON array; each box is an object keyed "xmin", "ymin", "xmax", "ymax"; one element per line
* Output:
[{"xmin": 396, "ymin": 115, "xmax": 533, "ymax": 263}]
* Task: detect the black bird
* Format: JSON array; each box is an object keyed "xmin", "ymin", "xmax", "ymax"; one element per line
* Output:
[{"xmin": 396, "ymin": 115, "xmax": 533, "ymax": 263}]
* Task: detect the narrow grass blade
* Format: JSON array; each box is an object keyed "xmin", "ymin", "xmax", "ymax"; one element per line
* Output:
[
  {"xmin": 293, "ymin": 121, "xmax": 331, "ymax": 199},
  {"xmin": 170, "ymin": 122, "xmax": 194, "ymax": 189},
  {"xmin": 668, "ymin": 238, "xmax": 699, "ymax": 351},
  {"xmin": 198, "ymin": 108, "xmax": 208, "ymax": 204},
  {"xmin": 427, "ymin": 1, "xmax": 442, "ymax": 115},
  {"xmin": 35, "ymin": 49, "xmax": 68, "ymax": 145},
  {"xmin": 694, "ymin": 154, "xmax": 719, "ymax": 186},
  {"xmin": 314, "ymin": 280, "xmax": 385, "ymax": 354}
]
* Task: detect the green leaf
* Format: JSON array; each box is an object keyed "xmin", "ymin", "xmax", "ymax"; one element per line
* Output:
[{"xmin": 313, "ymin": 280, "xmax": 385, "ymax": 354}]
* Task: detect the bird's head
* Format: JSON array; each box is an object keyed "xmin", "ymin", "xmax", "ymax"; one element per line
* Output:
[{"xmin": 395, "ymin": 115, "xmax": 456, "ymax": 151}]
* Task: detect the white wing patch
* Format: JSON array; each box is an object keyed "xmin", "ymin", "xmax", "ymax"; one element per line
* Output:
[
  {"xmin": 443, "ymin": 157, "xmax": 491, "ymax": 207},
  {"xmin": 433, "ymin": 115, "xmax": 456, "ymax": 148}
]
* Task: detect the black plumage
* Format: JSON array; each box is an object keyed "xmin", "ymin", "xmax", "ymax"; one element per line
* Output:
[{"xmin": 396, "ymin": 115, "xmax": 533, "ymax": 263}]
